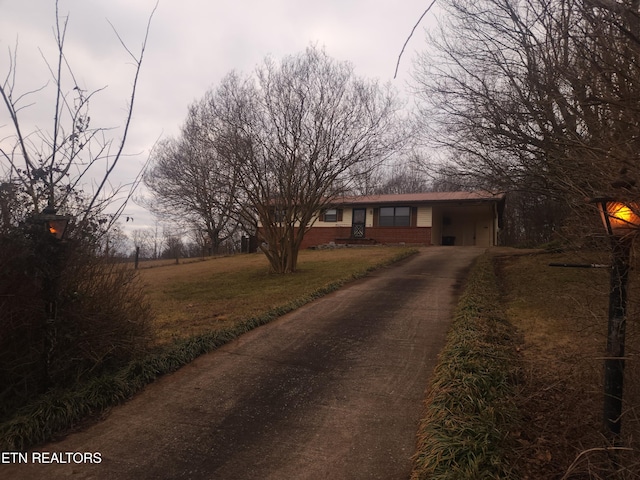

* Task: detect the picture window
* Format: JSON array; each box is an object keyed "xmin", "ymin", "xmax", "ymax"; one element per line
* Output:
[{"xmin": 379, "ymin": 206, "xmax": 411, "ymax": 226}]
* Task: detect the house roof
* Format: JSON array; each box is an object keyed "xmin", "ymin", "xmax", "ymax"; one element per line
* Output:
[{"xmin": 332, "ymin": 191, "xmax": 506, "ymax": 206}]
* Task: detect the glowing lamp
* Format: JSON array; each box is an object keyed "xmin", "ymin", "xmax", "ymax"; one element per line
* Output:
[
  {"xmin": 34, "ymin": 205, "xmax": 71, "ymax": 240},
  {"xmin": 593, "ymin": 198, "xmax": 640, "ymax": 237}
]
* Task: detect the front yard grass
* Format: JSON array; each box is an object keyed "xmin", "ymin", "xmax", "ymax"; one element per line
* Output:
[{"xmin": 139, "ymin": 246, "xmax": 416, "ymax": 344}]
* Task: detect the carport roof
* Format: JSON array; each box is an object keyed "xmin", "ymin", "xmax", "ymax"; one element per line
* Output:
[{"xmin": 332, "ymin": 191, "xmax": 505, "ymax": 206}]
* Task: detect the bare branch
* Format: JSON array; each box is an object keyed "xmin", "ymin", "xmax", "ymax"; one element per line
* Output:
[
  {"xmin": 82, "ymin": 0, "xmax": 159, "ymax": 224},
  {"xmin": 394, "ymin": 0, "xmax": 437, "ymax": 79}
]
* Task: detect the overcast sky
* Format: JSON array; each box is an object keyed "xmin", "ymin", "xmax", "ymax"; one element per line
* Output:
[{"xmin": 0, "ymin": 0, "xmax": 437, "ymax": 234}]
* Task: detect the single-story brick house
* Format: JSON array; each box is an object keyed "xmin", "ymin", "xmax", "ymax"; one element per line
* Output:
[{"xmin": 300, "ymin": 191, "xmax": 506, "ymax": 249}]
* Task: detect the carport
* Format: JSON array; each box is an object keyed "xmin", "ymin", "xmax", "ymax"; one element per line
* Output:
[{"xmin": 429, "ymin": 194, "xmax": 505, "ymax": 247}]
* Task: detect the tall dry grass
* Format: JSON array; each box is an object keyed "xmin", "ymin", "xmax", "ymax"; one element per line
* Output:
[
  {"xmin": 0, "ymin": 230, "xmax": 152, "ymax": 423},
  {"xmin": 497, "ymin": 249, "xmax": 640, "ymax": 479}
]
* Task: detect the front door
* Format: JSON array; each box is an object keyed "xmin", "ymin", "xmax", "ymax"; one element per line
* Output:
[{"xmin": 352, "ymin": 208, "xmax": 366, "ymax": 238}]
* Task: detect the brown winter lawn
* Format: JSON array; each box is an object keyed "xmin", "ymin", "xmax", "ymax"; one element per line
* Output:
[
  {"xmin": 136, "ymin": 246, "xmax": 414, "ymax": 345},
  {"xmin": 495, "ymin": 249, "xmax": 640, "ymax": 479}
]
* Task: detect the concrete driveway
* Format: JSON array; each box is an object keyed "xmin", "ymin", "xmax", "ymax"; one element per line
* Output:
[{"xmin": 2, "ymin": 247, "xmax": 483, "ymax": 480}]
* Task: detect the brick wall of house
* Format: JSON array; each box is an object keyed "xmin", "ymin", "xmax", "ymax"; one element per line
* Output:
[
  {"xmin": 299, "ymin": 227, "xmax": 351, "ymax": 249},
  {"xmin": 365, "ymin": 227, "xmax": 431, "ymax": 245},
  {"xmin": 298, "ymin": 226, "xmax": 432, "ymax": 249}
]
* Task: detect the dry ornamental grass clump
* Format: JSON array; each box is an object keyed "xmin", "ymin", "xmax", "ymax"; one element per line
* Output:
[{"xmin": 412, "ymin": 254, "xmax": 521, "ymax": 480}]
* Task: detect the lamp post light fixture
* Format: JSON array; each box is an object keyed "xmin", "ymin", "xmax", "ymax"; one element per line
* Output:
[
  {"xmin": 34, "ymin": 204, "xmax": 71, "ymax": 241},
  {"xmin": 592, "ymin": 196, "xmax": 640, "ymax": 437}
]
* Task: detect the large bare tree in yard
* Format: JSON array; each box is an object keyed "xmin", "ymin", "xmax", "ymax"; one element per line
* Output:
[
  {"xmin": 144, "ymin": 99, "xmax": 241, "ymax": 254},
  {"xmin": 224, "ymin": 47, "xmax": 405, "ymax": 272},
  {"xmin": 415, "ymin": 0, "xmax": 640, "ymax": 241}
]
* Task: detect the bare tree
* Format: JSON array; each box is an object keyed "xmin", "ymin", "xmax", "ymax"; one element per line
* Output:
[
  {"xmin": 0, "ymin": 181, "xmax": 21, "ymax": 232},
  {"xmin": 100, "ymin": 226, "xmax": 130, "ymax": 259},
  {"xmin": 131, "ymin": 228, "xmax": 153, "ymax": 259},
  {"xmin": 0, "ymin": 0, "xmax": 157, "ymax": 232},
  {"xmin": 211, "ymin": 46, "xmax": 406, "ymax": 273},
  {"xmin": 375, "ymin": 154, "xmax": 432, "ymax": 194},
  {"xmin": 143, "ymin": 98, "xmax": 241, "ymax": 254},
  {"xmin": 162, "ymin": 229, "xmax": 184, "ymax": 263},
  {"xmin": 414, "ymin": 0, "xmax": 640, "ymax": 241},
  {"xmin": 346, "ymin": 155, "xmax": 388, "ymax": 195}
]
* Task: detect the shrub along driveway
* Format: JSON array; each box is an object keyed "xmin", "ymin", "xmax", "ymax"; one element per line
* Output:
[{"xmin": 4, "ymin": 247, "xmax": 483, "ymax": 480}]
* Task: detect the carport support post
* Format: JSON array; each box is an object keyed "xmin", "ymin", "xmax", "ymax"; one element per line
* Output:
[{"xmin": 603, "ymin": 235, "xmax": 631, "ymax": 437}]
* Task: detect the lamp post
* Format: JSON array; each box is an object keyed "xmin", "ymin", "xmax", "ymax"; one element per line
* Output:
[
  {"xmin": 592, "ymin": 197, "xmax": 640, "ymax": 437},
  {"xmin": 31, "ymin": 204, "xmax": 70, "ymax": 388}
]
